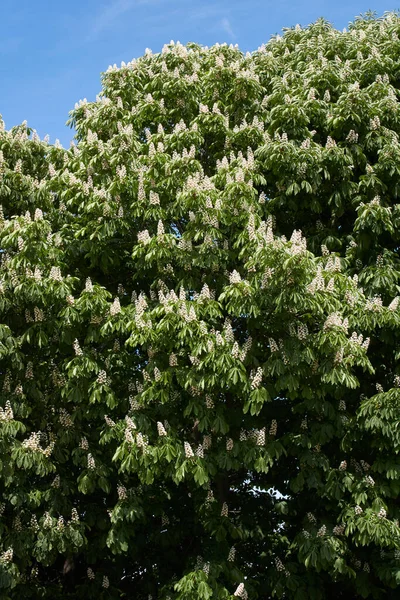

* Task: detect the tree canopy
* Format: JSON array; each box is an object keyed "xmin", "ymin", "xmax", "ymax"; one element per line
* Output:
[{"xmin": 1, "ymin": 10, "xmax": 400, "ymax": 599}]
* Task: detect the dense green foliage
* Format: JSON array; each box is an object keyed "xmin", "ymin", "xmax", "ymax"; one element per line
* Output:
[{"xmin": 1, "ymin": 11, "xmax": 400, "ymax": 599}]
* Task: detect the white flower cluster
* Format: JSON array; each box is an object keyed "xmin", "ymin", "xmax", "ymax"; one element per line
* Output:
[
  {"xmin": 0, "ymin": 547, "xmax": 13, "ymax": 565},
  {"xmin": 169, "ymin": 353, "xmax": 178, "ymax": 367},
  {"xmin": 59, "ymin": 408, "xmax": 73, "ymax": 428},
  {"xmin": 13, "ymin": 516, "xmax": 23, "ymax": 532},
  {"xmin": 51, "ymin": 474, "xmax": 60, "ymax": 488},
  {"xmin": 229, "ymin": 270, "xmax": 242, "ymax": 284},
  {"xmin": 234, "ymin": 583, "xmax": 248, "ymax": 599},
  {"xmin": 116, "ymin": 164, "xmax": 127, "ymax": 180},
  {"xmin": 97, "ymin": 370, "xmax": 108, "ymax": 385},
  {"xmin": 152, "ymin": 366, "xmax": 161, "ymax": 381},
  {"xmin": 104, "ymin": 415, "xmax": 115, "ymax": 427},
  {"xmin": 221, "ymin": 502, "xmax": 229, "ymax": 517},
  {"xmin": 365, "ymin": 475, "xmax": 375, "ymax": 487},
  {"xmin": 369, "ymin": 116, "xmax": 381, "ymax": 130},
  {"xmin": 308, "ymin": 267, "xmax": 325, "ymax": 293},
  {"xmin": 307, "ymin": 512, "xmax": 317, "ymax": 523},
  {"xmin": 345, "ymin": 129, "xmax": 359, "ymax": 143},
  {"xmin": 70, "ymin": 508, "xmax": 79, "ymax": 523},
  {"xmin": 85, "ymin": 277, "xmax": 93, "ymax": 292},
  {"xmin": 185, "ymin": 171, "xmax": 215, "ymax": 193},
  {"xmin": 73, "ymin": 339, "xmax": 83, "ymax": 356},
  {"xmin": 275, "ymin": 557, "xmax": 285, "ymax": 572},
  {"xmin": 149, "ymin": 190, "xmax": 160, "ymax": 205},
  {"xmin": 220, "ymin": 544, "xmax": 233, "ymax": 568},
  {"xmin": 137, "ymin": 229, "xmax": 152, "ymax": 244},
  {"xmin": 180, "ymin": 304, "xmax": 197, "ymax": 323},
  {"xmin": 297, "ymin": 324, "xmax": 308, "ymax": 340},
  {"xmin": 157, "ymin": 220, "xmax": 165, "ymax": 236},
  {"xmin": 43, "ymin": 513, "xmax": 53, "ymax": 530},
  {"xmin": 324, "ymin": 256, "xmax": 341, "ymax": 272},
  {"xmin": 261, "ymin": 267, "xmax": 274, "ymax": 288},
  {"xmin": 325, "ymin": 136, "xmax": 337, "ymax": 149},
  {"xmin": 231, "ymin": 341, "xmax": 240, "ymax": 359},
  {"xmin": 256, "ymin": 427, "xmax": 266, "ymax": 446},
  {"xmin": 202, "ymin": 489, "xmax": 214, "ymax": 509},
  {"xmin": 0, "ymin": 400, "xmax": 13, "ymax": 422},
  {"xmin": 333, "ymin": 524, "xmax": 345, "ymax": 535},
  {"xmin": 289, "ymin": 229, "xmax": 307, "ymax": 255},
  {"xmin": 269, "ymin": 338, "xmax": 279, "ymax": 353},
  {"xmin": 189, "ymin": 355, "xmax": 200, "ymax": 367},
  {"xmin": 250, "ymin": 367, "xmax": 263, "ymax": 389},
  {"xmin": 239, "ymin": 429, "xmax": 247, "ymax": 442},
  {"xmin": 269, "ymin": 420, "xmax": 278, "ymax": 436},
  {"xmin": 157, "ymin": 422, "xmax": 167, "ymax": 436},
  {"xmin": 323, "ymin": 313, "xmax": 349, "ymax": 332},
  {"xmin": 14, "ymin": 383, "xmax": 23, "ymax": 396},
  {"xmin": 184, "ymin": 441, "xmax": 194, "ymax": 458},
  {"xmin": 22, "ymin": 432, "xmax": 54, "ymax": 457},
  {"xmin": 110, "ymin": 297, "xmax": 121, "ymax": 316},
  {"xmin": 125, "ymin": 416, "xmax": 137, "ymax": 439},
  {"xmin": 349, "ymin": 332, "xmax": 370, "ymax": 350},
  {"xmin": 34, "ymin": 306, "xmax": 45, "ymax": 322},
  {"xmin": 366, "ymin": 295, "xmax": 383, "ymax": 312},
  {"xmin": 201, "ymin": 394, "xmax": 213, "ymax": 410},
  {"xmin": 117, "ymin": 484, "xmax": 128, "ymax": 500},
  {"xmin": 80, "ymin": 437, "xmax": 89, "ymax": 450},
  {"xmin": 135, "ymin": 293, "xmax": 150, "ymax": 329},
  {"xmin": 30, "ymin": 514, "xmax": 40, "ymax": 531},
  {"xmin": 196, "ymin": 444, "xmax": 204, "ymax": 458},
  {"xmin": 226, "ymin": 438, "xmax": 234, "ymax": 452}
]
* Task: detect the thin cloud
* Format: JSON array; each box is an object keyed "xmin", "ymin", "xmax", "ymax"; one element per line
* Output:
[
  {"xmin": 221, "ymin": 17, "xmax": 235, "ymax": 39},
  {"xmin": 89, "ymin": 0, "xmax": 137, "ymax": 39},
  {"xmin": 188, "ymin": 5, "xmax": 224, "ymax": 21}
]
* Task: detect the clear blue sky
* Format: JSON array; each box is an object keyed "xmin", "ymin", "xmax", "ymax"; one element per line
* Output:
[{"xmin": 0, "ymin": 0, "xmax": 395, "ymax": 147}]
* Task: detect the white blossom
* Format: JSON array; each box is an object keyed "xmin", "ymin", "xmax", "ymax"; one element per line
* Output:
[
  {"xmin": 229, "ymin": 270, "xmax": 242, "ymax": 284},
  {"xmin": 184, "ymin": 442, "xmax": 194, "ymax": 458},
  {"xmin": 221, "ymin": 502, "xmax": 228, "ymax": 517},
  {"xmin": 87, "ymin": 453, "xmax": 96, "ymax": 470},
  {"xmin": 73, "ymin": 339, "xmax": 83, "ymax": 356},
  {"xmin": 110, "ymin": 297, "xmax": 121, "ymax": 316},
  {"xmin": 157, "ymin": 422, "xmax": 167, "ymax": 436}
]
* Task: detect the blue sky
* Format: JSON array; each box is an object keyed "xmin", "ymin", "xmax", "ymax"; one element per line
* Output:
[{"xmin": 0, "ymin": 0, "xmax": 395, "ymax": 147}]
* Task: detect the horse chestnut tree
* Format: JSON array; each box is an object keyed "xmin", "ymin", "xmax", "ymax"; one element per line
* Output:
[{"xmin": 1, "ymin": 11, "xmax": 400, "ymax": 599}]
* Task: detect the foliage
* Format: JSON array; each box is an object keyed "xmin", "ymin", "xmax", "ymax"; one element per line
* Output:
[{"xmin": 1, "ymin": 11, "xmax": 400, "ymax": 599}]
